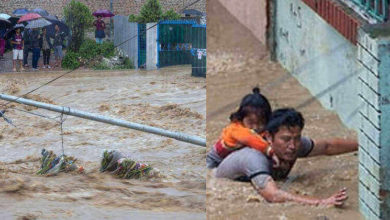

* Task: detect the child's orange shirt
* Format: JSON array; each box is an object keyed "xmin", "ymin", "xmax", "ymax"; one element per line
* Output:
[{"xmin": 214, "ymin": 122, "xmax": 272, "ymax": 158}]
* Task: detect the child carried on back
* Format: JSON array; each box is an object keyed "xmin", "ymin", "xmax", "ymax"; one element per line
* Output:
[{"xmin": 206, "ymin": 87, "xmax": 280, "ymax": 168}]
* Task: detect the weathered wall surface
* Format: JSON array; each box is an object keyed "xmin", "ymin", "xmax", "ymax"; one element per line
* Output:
[
  {"xmin": 217, "ymin": 0, "xmax": 267, "ymax": 45},
  {"xmin": 146, "ymin": 22, "xmax": 157, "ymax": 70},
  {"xmin": 275, "ymin": 0, "xmax": 359, "ymax": 129},
  {"xmin": 357, "ymin": 29, "xmax": 390, "ymax": 220},
  {"xmin": 113, "ymin": 15, "xmax": 138, "ymax": 68},
  {"xmin": 0, "ymin": 0, "xmax": 206, "ymax": 18}
]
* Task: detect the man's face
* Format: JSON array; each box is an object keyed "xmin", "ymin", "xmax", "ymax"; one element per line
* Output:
[{"xmin": 266, "ymin": 126, "xmax": 302, "ymax": 161}]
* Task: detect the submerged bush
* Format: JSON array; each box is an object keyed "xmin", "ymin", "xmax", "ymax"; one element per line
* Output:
[
  {"xmin": 62, "ymin": 51, "xmax": 80, "ymax": 70},
  {"xmin": 79, "ymin": 39, "xmax": 115, "ymax": 60}
]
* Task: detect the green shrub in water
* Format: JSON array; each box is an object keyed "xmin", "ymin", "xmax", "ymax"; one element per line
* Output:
[
  {"xmin": 79, "ymin": 39, "xmax": 115, "ymax": 60},
  {"xmin": 123, "ymin": 57, "xmax": 134, "ymax": 69},
  {"xmin": 62, "ymin": 51, "xmax": 80, "ymax": 70},
  {"xmin": 100, "ymin": 41, "xmax": 115, "ymax": 58}
]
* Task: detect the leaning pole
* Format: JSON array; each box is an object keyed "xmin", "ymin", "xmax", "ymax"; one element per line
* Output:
[{"xmin": 0, "ymin": 93, "xmax": 206, "ymax": 147}]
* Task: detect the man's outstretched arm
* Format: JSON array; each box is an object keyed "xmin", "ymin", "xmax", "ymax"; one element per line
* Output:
[
  {"xmin": 308, "ymin": 138, "xmax": 358, "ymax": 157},
  {"xmin": 254, "ymin": 175, "xmax": 348, "ymax": 206}
]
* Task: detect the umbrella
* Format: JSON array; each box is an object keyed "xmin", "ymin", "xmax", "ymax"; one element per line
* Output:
[
  {"xmin": 0, "ymin": 13, "xmax": 11, "ymax": 20},
  {"xmin": 93, "ymin": 9, "xmax": 114, "ymax": 18},
  {"xmin": 8, "ymin": 17, "xmax": 19, "ymax": 26},
  {"xmin": 0, "ymin": 18, "xmax": 11, "ymax": 24},
  {"xmin": 0, "ymin": 19, "xmax": 12, "ymax": 30},
  {"xmin": 25, "ymin": 18, "xmax": 51, "ymax": 29},
  {"xmin": 181, "ymin": 9, "xmax": 204, "ymax": 16},
  {"xmin": 13, "ymin": 8, "xmax": 29, "ymax": 17},
  {"xmin": 29, "ymin": 8, "xmax": 49, "ymax": 17},
  {"xmin": 45, "ymin": 15, "xmax": 58, "ymax": 20},
  {"xmin": 18, "ymin": 13, "xmax": 41, "ymax": 23},
  {"xmin": 4, "ymin": 23, "xmax": 24, "ymax": 40},
  {"xmin": 44, "ymin": 15, "xmax": 69, "ymax": 37},
  {"xmin": 14, "ymin": 23, "xmax": 25, "ymax": 29}
]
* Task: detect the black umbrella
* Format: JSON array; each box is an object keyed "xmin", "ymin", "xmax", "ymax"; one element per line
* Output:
[
  {"xmin": 44, "ymin": 15, "xmax": 70, "ymax": 38},
  {"xmin": 0, "ymin": 18, "xmax": 12, "ymax": 29},
  {"xmin": 8, "ymin": 17, "xmax": 19, "ymax": 26}
]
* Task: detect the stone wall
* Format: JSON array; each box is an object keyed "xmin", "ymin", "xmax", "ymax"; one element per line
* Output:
[{"xmin": 0, "ymin": 0, "xmax": 206, "ymax": 18}]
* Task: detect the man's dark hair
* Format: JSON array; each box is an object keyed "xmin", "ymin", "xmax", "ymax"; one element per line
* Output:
[
  {"xmin": 230, "ymin": 87, "xmax": 272, "ymax": 126},
  {"xmin": 265, "ymin": 108, "xmax": 304, "ymax": 135}
]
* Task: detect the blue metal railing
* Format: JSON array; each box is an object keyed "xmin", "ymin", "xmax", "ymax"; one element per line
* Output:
[{"xmin": 352, "ymin": 0, "xmax": 389, "ymax": 22}]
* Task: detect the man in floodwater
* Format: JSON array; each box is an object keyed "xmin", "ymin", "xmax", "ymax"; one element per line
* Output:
[{"xmin": 215, "ymin": 108, "xmax": 357, "ymax": 206}]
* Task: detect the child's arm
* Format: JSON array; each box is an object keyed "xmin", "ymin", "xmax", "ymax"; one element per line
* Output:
[
  {"xmin": 231, "ymin": 126, "xmax": 273, "ymax": 156},
  {"xmin": 10, "ymin": 36, "xmax": 16, "ymax": 45}
]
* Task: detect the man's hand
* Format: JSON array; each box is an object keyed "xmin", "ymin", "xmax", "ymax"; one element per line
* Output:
[
  {"xmin": 319, "ymin": 188, "xmax": 348, "ymax": 207},
  {"xmin": 256, "ymin": 176, "xmax": 349, "ymax": 207}
]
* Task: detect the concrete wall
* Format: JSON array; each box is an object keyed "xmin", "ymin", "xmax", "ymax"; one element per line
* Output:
[
  {"xmin": 0, "ymin": 0, "xmax": 206, "ymax": 18},
  {"xmin": 113, "ymin": 16, "xmax": 138, "ymax": 69},
  {"xmin": 357, "ymin": 28, "xmax": 390, "ymax": 220},
  {"xmin": 218, "ymin": 0, "xmax": 268, "ymax": 45},
  {"xmin": 146, "ymin": 23, "xmax": 158, "ymax": 70},
  {"xmin": 275, "ymin": 0, "xmax": 360, "ymax": 129}
]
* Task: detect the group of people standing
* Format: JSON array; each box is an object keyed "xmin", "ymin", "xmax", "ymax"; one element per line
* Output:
[
  {"xmin": 2, "ymin": 15, "xmax": 106, "ymax": 72},
  {"xmin": 9, "ymin": 24, "xmax": 65, "ymax": 72}
]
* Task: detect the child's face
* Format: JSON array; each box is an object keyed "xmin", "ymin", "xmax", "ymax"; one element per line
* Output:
[{"xmin": 242, "ymin": 113, "xmax": 263, "ymax": 131}]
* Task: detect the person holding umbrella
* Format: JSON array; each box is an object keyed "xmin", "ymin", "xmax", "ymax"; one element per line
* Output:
[
  {"xmin": 22, "ymin": 28, "xmax": 32, "ymax": 67},
  {"xmin": 24, "ymin": 18, "xmax": 52, "ymax": 70},
  {"xmin": 0, "ymin": 14, "xmax": 12, "ymax": 59},
  {"xmin": 40, "ymin": 27, "xmax": 52, "ymax": 69},
  {"xmin": 93, "ymin": 15, "xmax": 106, "ymax": 44},
  {"xmin": 30, "ymin": 28, "xmax": 41, "ymax": 70},
  {"xmin": 53, "ymin": 24, "xmax": 66, "ymax": 68},
  {"xmin": 92, "ymin": 9, "xmax": 114, "ymax": 44},
  {"xmin": 19, "ymin": 13, "xmax": 43, "ymax": 68},
  {"xmin": 10, "ymin": 27, "xmax": 24, "ymax": 72}
]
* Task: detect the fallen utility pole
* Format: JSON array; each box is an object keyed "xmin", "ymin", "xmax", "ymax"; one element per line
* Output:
[{"xmin": 0, "ymin": 93, "xmax": 206, "ymax": 147}]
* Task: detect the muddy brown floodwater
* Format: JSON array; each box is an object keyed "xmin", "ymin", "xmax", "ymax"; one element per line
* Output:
[
  {"xmin": 0, "ymin": 66, "xmax": 205, "ymax": 219},
  {"xmin": 206, "ymin": 1, "xmax": 363, "ymax": 220}
]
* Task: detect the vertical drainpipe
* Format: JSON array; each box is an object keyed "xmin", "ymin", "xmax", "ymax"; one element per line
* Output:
[
  {"xmin": 110, "ymin": 0, "xmax": 113, "ymax": 40},
  {"xmin": 267, "ymin": 0, "xmax": 277, "ymax": 61},
  {"xmin": 137, "ymin": 23, "xmax": 140, "ymax": 69},
  {"xmin": 157, "ymin": 22, "xmax": 160, "ymax": 68}
]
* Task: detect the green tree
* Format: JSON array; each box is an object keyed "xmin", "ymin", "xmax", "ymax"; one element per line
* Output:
[
  {"xmin": 64, "ymin": 0, "xmax": 94, "ymax": 52},
  {"xmin": 128, "ymin": 0, "xmax": 181, "ymax": 23},
  {"xmin": 162, "ymin": 9, "xmax": 181, "ymax": 20},
  {"xmin": 138, "ymin": 0, "xmax": 163, "ymax": 23}
]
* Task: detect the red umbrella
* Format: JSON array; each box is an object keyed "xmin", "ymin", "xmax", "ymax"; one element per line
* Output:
[
  {"xmin": 93, "ymin": 9, "xmax": 114, "ymax": 18},
  {"xmin": 18, "ymin": 13, "xmax": 41, "ymax": 23}
]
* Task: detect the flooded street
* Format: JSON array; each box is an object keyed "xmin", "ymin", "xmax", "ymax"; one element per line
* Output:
[
  {"xmin": 206, "ymin": 1, "xmax": 362, "ymax": 219},
  {"xmin": 0, "ymin": 67, "xmax": 206, "ymax": 219}
]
